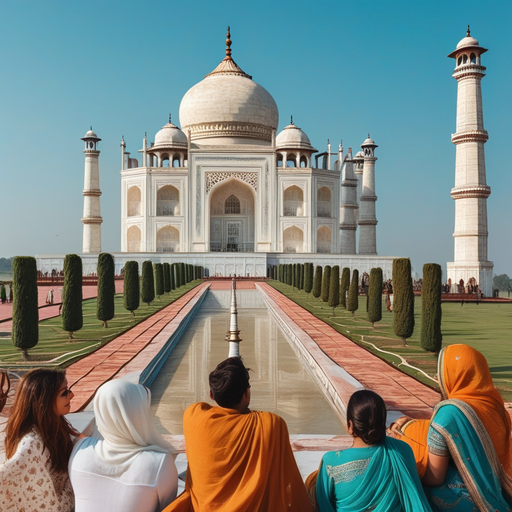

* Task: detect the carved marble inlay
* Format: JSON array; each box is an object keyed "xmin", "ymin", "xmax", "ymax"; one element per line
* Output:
[
  {"xmin": 264, "ymin": 162, "xmax": 269, "ymax": 239},
  {"xmin": 186, "ymin": 122, "xmax": 272, "ymax": 142},
  {"xmin": 196, "ymin": 165, "xmax": 202, "ymax": 237},
  {"xmin": 206, "ymin": 172, "xmax": 258, "ymax": 193}
]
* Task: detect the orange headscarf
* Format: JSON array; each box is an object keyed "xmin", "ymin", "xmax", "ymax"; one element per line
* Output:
[
  {"xmin": 164, "ymin": 402, "xmax": 312, "ymax": 512},
  {"xmin": 400, "ymin": 344, "xmax": 512, "ymax": 477}
]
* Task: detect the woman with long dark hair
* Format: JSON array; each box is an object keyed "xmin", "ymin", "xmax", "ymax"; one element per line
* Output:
[
  {"xmin": 311, "ymin": 390, "xmax": 431, "ymax": 512},
  {"xmin": 0, "ymin": 368, "xmax": 79, "ymax": 511}
]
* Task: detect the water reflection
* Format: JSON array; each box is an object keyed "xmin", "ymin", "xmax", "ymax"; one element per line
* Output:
[{"xmin": 150, "ymin": 301, "xmax": 344, "ymax": 435}]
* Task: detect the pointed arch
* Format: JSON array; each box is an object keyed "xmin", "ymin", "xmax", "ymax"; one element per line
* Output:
[
  {"xmin": 127, "ymin": 225, "xmax": 141, "ymax": 252},
  {"xmin": 283, "ymin": 225, "xmax": 304, "ymax": 253},
  {"xmin": 127, "ymin": 186, "xmax": 142, "ymax": 217},
  {"xmin": 156, "ymin": 226, "xmax": 180, "ymax": 253},
  {"xmin": 157, "ymin": 185, "xmax": 180, "ymax": 216}
]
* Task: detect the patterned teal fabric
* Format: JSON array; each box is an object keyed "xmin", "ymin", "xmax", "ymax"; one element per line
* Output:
[{"xmin": 316, "ymin": 437, "xmax": 432, "ymax": 512}]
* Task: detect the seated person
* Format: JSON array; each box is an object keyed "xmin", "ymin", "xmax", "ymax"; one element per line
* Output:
[
  {"xmin": 389, "ymin": 345, "xmax": 512, "ymax": 511},
  {"xmin": 69, "ymin": 379, "xmax": 178, "ymax": 512},
  {"xmin": 309, "ymin": 390, "xmax": 431, "ymax": 512},
  {"xmin": 164, "ymin": 357, "xmax": 312, "ymax": 511}
]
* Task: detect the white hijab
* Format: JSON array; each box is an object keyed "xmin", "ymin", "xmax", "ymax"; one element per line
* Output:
[{"xmin": 93, "ymin": 379, "xmax": 175, "ymax": 468}]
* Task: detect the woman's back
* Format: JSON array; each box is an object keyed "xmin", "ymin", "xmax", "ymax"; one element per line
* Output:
[{"xmin": 70, "ymin": 436, "xmax": 178, "ymax": 512}]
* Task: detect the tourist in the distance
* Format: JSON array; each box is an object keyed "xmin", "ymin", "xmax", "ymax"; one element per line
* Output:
[
  {"xmin": 164, "ymin": 357, "xmax": 311, "ymax": 511},
  {"xmin": 69, "ymin": 379, "xmax": 178, "ymax": 512},
  {"xmin": 389, "ymin": 344, "xmax": 512, "ymax": 510},
  {"xmin": 309, "ymin": 389, "xmax": 431, "ymax": 512},
  {"xmin": 0, "ymin": 368, "xmax": 79, "ymax": 512}
]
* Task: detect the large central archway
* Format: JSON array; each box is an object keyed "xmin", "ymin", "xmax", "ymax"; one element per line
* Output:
[{"xmin": 209, "ymin": 180, "xmax": 255, "ymax": 252}]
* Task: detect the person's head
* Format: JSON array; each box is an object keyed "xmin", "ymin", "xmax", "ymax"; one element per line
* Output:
[
  {"xmin": 209, "ymin": 357, "xmax": 250, "ymax": 410},
  {"xmin": 93, "ymin": 379, "xmax": 172, "ymax": 457},
  {"xmin": 5, "ymin": 368, "xmax": 78, "ymax": 471},
  {"xmin": 346, "ymin": 390, "xmax": 387, "ymax": 445}
]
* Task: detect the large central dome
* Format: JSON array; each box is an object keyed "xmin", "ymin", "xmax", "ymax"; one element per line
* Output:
[{"xmin": 179, "ymin": 28, "xmax": 279, "ymax": 145}]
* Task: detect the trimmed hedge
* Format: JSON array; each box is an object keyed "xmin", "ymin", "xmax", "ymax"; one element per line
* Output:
[
  {"xmin": 340, "ymin": 267, "xmax": 350, "ymax": 308},
  {"xmin": 141, "ymin": 260, "xmax": 155, "ymax": 305},
  {"xmin": 321, "ymin": 265, "xmax": 331, "ymax": 302},
  {"xmin": 154, "ymin": 263, "xmax": 164, "ymax": 298},
  {"xmin": 96, "ymin": 253, "xmax": 115, "ymax": 327},
  {"xmin": 421, "ymin": 263, "xmax": 443, "ymax": 353},
  {"xmin": 163, "ymin": 262, "xmax": 171, "ymax": 293},
  {"xmin": 393, "ymin": 258, "xmax": 415, "ymax": 344},
  {"xmin": 347, "ymin": 269, "xmax": 359, "ymax": 316},
  {"xmin": 304, "ymin": 263, "xmax": 313, "ymax": 293},
  {"xmin": 62, "ymin": 254, "xmax": 83, "ymax": 339},
  {"xmin": 12, "ymin": 256, "xmax": 39, "ymax": 359},
  {"xmin": 123, "ymin": 261, "xmax": 140, "ymax": 315},
  {"xmin": 328, "ymin": 265, "xmax": 340, "ymax": 310},
  {"xmin": 312, "ymin": 266, "xmax": 322, "ymax": 298},
  {"xmin": 367, "ymin": 267, "xmax": 383, "ymax": 327}
]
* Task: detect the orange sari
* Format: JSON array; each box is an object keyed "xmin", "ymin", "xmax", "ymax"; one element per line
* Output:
[
  {"xmin": 399, "ymin": 344, "xmax": 512, "ymax": 477},
  {"xmin": 163, "ymin": 402, "xmax": 312, "ymax": 512}
]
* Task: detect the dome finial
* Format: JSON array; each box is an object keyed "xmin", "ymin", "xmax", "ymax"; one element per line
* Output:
[
  {"xmin": 225, "ymin": 26, "xmax": 232, "ymax": 59},
  {"xmin": 290, "ymin": 115, "xmax": 294, "ymax": 125},
  {"xmin": 169, "ymin": 113, "xmax": 172, "ymax": 124},
  {"xmin": 467, "ymin": 25, "xmax": 470, "ymax": 37}
]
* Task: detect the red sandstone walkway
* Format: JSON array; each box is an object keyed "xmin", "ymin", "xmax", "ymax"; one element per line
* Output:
[
  {"xmin": 67, "ymin": 283, "xmax": 209, "ymax": 412},
  {"xmin": 0, "ymin": 282, "xmax": 124, "ymax": 329},
  {"xmin": 259, "ymin": 283, "xmax": 441, "ymax": 419}
]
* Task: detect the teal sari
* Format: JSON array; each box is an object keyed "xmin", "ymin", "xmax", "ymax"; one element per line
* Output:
[
  {"xmin": 425, "ymin": 399, "xmax": 512, "ymax": 512},
  {"xmin": 316, "ymin": 437, "xmax": 432, "ymax": 512}
]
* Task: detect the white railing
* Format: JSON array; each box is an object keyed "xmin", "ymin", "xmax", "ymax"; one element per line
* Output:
[{"xmin": 157, "ymin": 201, "xmax": 179, "ymax": 216}]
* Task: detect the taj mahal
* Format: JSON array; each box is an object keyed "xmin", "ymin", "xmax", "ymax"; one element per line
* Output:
[{"xmin": 37, "ymin": 28, "xmax": 493, "ymax": 295}]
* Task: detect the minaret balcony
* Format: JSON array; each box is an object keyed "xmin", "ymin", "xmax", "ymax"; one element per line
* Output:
[{"xmin": 451, "ymin": 130, "xmax": 488, "ymax": 144}]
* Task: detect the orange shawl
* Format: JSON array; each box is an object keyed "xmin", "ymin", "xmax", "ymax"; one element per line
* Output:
[
  {"xmin": 164, "ymin": 402, "xmax": 312, "ymax": 512},
  {"xmin": 399, "ymin": 344, "xmax": 512, "ymax": 477}
]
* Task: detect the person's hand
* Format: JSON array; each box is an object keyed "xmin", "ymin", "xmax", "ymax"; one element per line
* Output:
[{"xmin": 387, "ymin": 416, "xmax": 411, "ymax": 438}]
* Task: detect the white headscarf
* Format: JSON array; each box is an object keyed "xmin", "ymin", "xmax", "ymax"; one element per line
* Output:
[{"xmin": 93, "ymin": 379, "xmax": 175, "ymax": 467}]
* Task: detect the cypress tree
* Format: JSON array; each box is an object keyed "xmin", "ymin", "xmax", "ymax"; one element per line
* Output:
[
  {"xmin": 163, "ymin": 262, "xmax": 171, "ymax": 293},
  {"xmin": 312, "ymin": 266, "xmax": 322, "ymax": 298},
  {"xmin": 294, "ymin": 264, "xmax": 300, "ymax": 289},
  {"xmin": 321, "ymin": 265, "xmax": 331, "ymax": 302},
  {"xmin": 141, "ymin": 260, "xmax": 155, "ymax": 306},
  {"xmin": 347, "ymin": 269, "xmax": 359, "ymax": 316},
  {"xmin": 179, "ymin": 263, "xmax": 186, "ymax": 286},
  {"xmin": 169, "ymin": 263, "xmax": 176, "ymax": 291},
  {"xmin": 278, "ymin": 264, "xmax": 283, "ymax": 282},
  {"xmin": 0, "ymin": 285, "xmax": 6, "ymax": 303},
  {"xmin": 367, "ymin": 267, "xmax": 383, "ymax": 327},
  {"xmin": 123, "ymin": 261, "xmax": 139, "ymax": 315},
  {"xmin": 340, "ymin": 267, "xmax": 350, "ymax": 308},
  {"xmin": 328, "ymin": 265, "xmax": 340, "ymax": 312},
  {"xmin": 188, "ymin": 264, "xmax": 193, "ymax": 282},
  {"xmin": 154, "ymin": 263, "xmax": 164, "ymax": 299},
  {"xmin": 304, "ymin": 263, "xmax": 313, "ymax": 293},
  {"xmin": 393, "ymin": 258, "xmax": 415, "ymax": 345},
  {"xmin": 172, "ymin": 263, "xmax": 179, "ymax": 288},
  {"xmin": 292, "ymin": 263, "xmax": 296, "ymax": 287},
  {"xmin": 96, "ymin": 253, "xmax": 115, "ymax": 328},
  {"xmin": 300, "ymin": 264, "xmax": 305, "ymax": 290},
  {"xmin": 62, "ymin": 254, "xmax": 83, "ymax": 340},
  {"xmin": 273, "ymin": 265, "xmax": 277, "ymax": 280},
  {"xmin": 12, "ymin": 256, "xmax": 38, "ymax": 359},
  {"xmin": 421, "ymin": 263, "xmax": 443, "ymax": 353}
]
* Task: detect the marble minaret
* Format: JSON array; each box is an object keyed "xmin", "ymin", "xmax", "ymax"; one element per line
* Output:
[
  {"xmin": 340, "ymin": 147, "xmax": 358, "ymax": 253},
  {"xmin": 225, "ymin": 279, "xmax": 242, "ymax": 358},
  {"xmin": 358, "ymin": 136, "xmax": 378, "ymax": 255},
  {"xmin": 447, "ymin": 28, "xmax": 493, "ymax": 296},
  {"xmin": 81, "ymin": 128, "xmax": 103, "ymax": 253}
]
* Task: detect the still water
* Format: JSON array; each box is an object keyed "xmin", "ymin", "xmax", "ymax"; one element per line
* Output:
[{"xmin": 150, "ymin": 290, "xmax": 344, "ymax": 435}]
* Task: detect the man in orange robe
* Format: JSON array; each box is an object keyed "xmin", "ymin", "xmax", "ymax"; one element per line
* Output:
[{"xmin": 164, "ymin": 357, "xmax": 312, "ymax": 511}]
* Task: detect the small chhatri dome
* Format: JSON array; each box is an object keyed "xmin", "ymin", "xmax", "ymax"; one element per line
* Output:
[
  {"xmin": 153, "ymin": 117, "xmax": 188, "ymax": 149},
  {"xmin": 179, "ymin": 27, "xmax": 278, "ymax": 145},
  {"xmin": 81, "ymin": 127, "xmax": 101, "ymax": 141},
  {"xmin": 276, "ymin": 118, "xmax": 317, "ymax": 152},
  {"xmin": 449, "ymin": 26, "xmax": 487, "ymax": 58},
  {"xmin": 361, "ymin": 134, "xmax": 377, "ymax": 147}
]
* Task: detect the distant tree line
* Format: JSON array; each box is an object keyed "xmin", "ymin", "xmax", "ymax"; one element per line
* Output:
[
  {"xmin": 0, "ymin": 257, "xmax": 14, "ymax": 272},
  {"xmin": 493, "ymin": 274, "xmax": 511, "ymax": 291}
]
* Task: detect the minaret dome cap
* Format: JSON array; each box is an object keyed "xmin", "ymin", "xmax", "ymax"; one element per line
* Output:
[
  {"xmin": 448, "ymin": 28, "xmax": 487, "ymax": 58},
  {"xmin": 81, "ymin": 128, "xmax": 101, "ymax": 142}
]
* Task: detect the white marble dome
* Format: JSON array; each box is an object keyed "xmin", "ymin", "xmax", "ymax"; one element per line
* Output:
[
  {"xmin": 153, "ymin": 121, "xmax": 188, "ymax": 149},
  {"xmin": 276, "ymin": 120, "xmax": 316, "ymax": 152},
  {"xmin": 179, "ymin": 54, "xmax": 278, "ymax": 145},
  {"xmin": 456, "ymin": 35, "xmax": 480, "ymax": 49}
]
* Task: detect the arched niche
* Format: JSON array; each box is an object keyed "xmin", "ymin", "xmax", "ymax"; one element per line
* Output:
[
  {"xmin": 286, "ymin": 153, "xmax": 297, "ymax": 168},
  {"xmin": 317, "ymin": 225, "xmax": 331, "ymax": 253},
  {"xmin": 161, "ymin": 154, "xmax": 170, "ymax": 167},
  {"xmin": 317, "ymin": 186, "xmax": 332, "ymax": 217},
  {"xmin": 127, "ymin": 225, "xmax": 141, "ymax": 252},
  {"xmin": 127, "ymin": 186, "xmax": 142, "ymax": 217},
  {"xmin": 209, "ymin": 179, "xmax": 255, "ymax": 252},
  {"xmin": 283, "ymin": 225, "xmax": 304, "ymax": 253},
  {"xmin": 300, "ymin": 156, "xmax": 308, "ymax": 168},
  {"xmin": 277, "ymin": 154, "xmax": 284, "ymax": 167},
  {"xmin": 157, "ymin": 185, "xmax": 180, "ymax": 216},
  {"xmin": 283, "ymin": 185, "xmax": 304, "ymax": 216},
  {"xmin": 156, "ymin": 226, "xmax": 180, "ymax": 253},
  {"xmin": 172, "ymin": 154, "xmax": 181, "ymax": 167}
]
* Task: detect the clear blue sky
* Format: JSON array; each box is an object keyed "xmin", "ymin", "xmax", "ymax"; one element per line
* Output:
[{"xmin": 1, "ymin": 0, "xmax": 510, "ymax": 277}]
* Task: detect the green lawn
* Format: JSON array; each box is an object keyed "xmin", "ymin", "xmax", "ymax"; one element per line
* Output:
[
  {"xmin": 269, "ymin": 282, "xmax": 512, "ymax": 401},
  {"xmin": 0, "ymin": 281, "xmax": 201, "ymax": 369}
]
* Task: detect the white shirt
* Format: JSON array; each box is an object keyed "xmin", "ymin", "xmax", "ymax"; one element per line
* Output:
[{"xmin": 69, "ymin": 437, "xmax": 178, "ymax": 512}]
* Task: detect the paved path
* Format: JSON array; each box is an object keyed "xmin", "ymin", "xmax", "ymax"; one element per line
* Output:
[
  {"xmin": 0, "ymin": 282, "xmax": 124, "ymax": 329},
  {"xmin": 67, "ymin": 284, "xmax": 209, "ymax": 412},
  {"xmin": 259, "ymin": 283, "xmax": 441, "ymax": 419}
]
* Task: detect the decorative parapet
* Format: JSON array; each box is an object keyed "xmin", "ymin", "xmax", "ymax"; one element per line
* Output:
[
  {"xmin": 450, "ymin": 185, "xmax": 491, "ymax": 199},
  {"xmin": 340, "ymin": 223, "xmax": 358, "ymax": 230},
  {"xmin": 82, "ymin": 189, "xmax": 102, "ymax": 196},
  {"xmin": 451, "ymin": 130, "xmax": 488, "ymax": 144},
  {"xmin": 358, "ymin": 219, "xmax": 378, "ymax": 226},
  {"xmin": 185, "ymin": 121, "xmax": 272, "ymax": 142},
  {"xmin": 81, "ymin": 216, "xmax": 103, "ymax": 224},
  {"xmin": 452, "ymin": 64, "xmax": 486, "ymax": 80},
  {"xmin": 206, "ymin": 171, "xmax": 258, "ymax": 193}
]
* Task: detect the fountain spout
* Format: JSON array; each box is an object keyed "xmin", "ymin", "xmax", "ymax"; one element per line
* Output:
[{"xmin": 226, "ymin": 278, "xmax": 242, "ymax": 357}]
